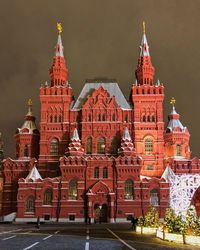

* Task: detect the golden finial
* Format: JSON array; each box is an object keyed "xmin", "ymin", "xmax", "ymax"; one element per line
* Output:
[
  {"xmin": 28, "ymin": 99, "xmax": 32, "ymax": 107},
  {"xmin": 143, "ymin": 21, "xmax": 146, "ymax": 34},
  {"xmin": 57, "ymin": 22, "xmax": 63, "ymax": 34},
  {"xmin": 170, "ymin": 97, "xmax": 176, "ymax": 106}
]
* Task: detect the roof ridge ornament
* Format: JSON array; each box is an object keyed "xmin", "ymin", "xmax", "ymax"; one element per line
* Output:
[
  {"xmin": 57, "ymin": 22, "xmax": 63, "ymax": 34},
  {"xmin": 170, "ymin": 97, "xmax": 176, "ymax": 107}
]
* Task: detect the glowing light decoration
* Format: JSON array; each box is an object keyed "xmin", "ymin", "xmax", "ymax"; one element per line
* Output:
[{"xmin": 167, "ymin": 170, "xmax": 200, "ymax": 216}]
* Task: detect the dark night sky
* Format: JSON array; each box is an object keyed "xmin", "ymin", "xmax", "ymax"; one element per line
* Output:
[{"xmin": 0, "ymin": 0, "xmax": 200, "ymax": 158}]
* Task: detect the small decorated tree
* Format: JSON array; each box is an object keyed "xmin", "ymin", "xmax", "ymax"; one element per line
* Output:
[
  {"xmin": 163, "ymin": 208, "xmax": 176, "ymax": 233},
  {"xmin": 185, "ymin": 205, "xmax": 198, "ymax": 235},
  {"xmin": 143, "ymin": 205, "xmax": 159, "ymax": 228}
]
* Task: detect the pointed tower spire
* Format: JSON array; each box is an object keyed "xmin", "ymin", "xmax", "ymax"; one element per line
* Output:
[
  {"xmin": 65, "ymin": 128, "xmax": 84, "ymax": 156},
  {"xmin": 118, "ymin": 127, "xmax": 136, "ymax": 156},
  {"xmin": 135, "ymin": 22, "xmax": 155, "ymax": 85},
  {"xmin": 49, "ymin": 23, "xmax": 68, "ymax": 87},
  {"xmin": 140, "ymin": 21, "xmax": 150, "ymax": 57}
]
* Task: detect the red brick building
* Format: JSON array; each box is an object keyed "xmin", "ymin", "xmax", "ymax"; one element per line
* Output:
[{"xmin": 1, "ymin": 25, "xmax": 200, "ymax": 222}]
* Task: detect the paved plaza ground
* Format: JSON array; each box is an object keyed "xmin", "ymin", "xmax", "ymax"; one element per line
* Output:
[{"xmin": 0, "ymin": 223, "xmax": 200, "ymax": 250}]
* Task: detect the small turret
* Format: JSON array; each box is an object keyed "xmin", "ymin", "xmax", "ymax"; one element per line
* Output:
[
  {"xmin": 118, "ymin": 127, "xmax": 135, "ymax": 156},
  {"xmin": 66, "ymin": 128, "xmax": 84, "ymax": 156},
  {"xmin": 15, "ymin": 99, "xmax": 40, "ymax": 159},
  {"xmin": 165, "ymin": 97, "xmax": 190, "ymax": 159}
]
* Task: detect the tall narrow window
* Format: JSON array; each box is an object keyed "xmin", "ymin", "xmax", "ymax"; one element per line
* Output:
[
  {"xmin": 102, "ymin": 114, "xmax": 105, "ymax": 121},
  {"xmin": 142, "ymin": 116, "xmax": 146, "ymax": 122},
  {"xmin": 26, "ymin": 196, "xmax": 35, "ymax": 212},
  {"xmin": 144, "ymin": 138, "xmax": 153, "ymax": 155},
  {"xmin": 50, "ymin": 138, "xmax": 59, "ymax": 155},
  {"xmin": 112, "ymin": 114, "xmax": 115, "ymax": 121},
  {"xmin": 24, "ymin": 144, "xmax": 29, "ymax": 157},
  {"xmin": 124, "ymin": 115, "xmax": 128, "ymax": 122},
  {"xmin": 150, "ymin": 189, "xmax": 159, "ymax": 206},
  {"xmin": 59, "ymin": 115, "xmax": 62, "ymax": 123},
  {"xmin": 54, "ymin": 115, "xmax": 57, "ymax": 123},
  {"xmin": 68, "ymin": 180, "xmax": 77, "ymax": 200},
  {"xmin": 124, "ymin": 180, "xmax": 134, "ymax": 200},
  {"xmin": 94, "ymin": 167, "xmax": 99, "ymax": 178},
  {"xmin": 103, "ymin": 167, "xmax": 108, "ymax": 178},
  {"xmin": 152, "ymin": 116, "xmax": 155, "ymax": 122},
  {"xmin": 88, "ymin": 114, "xmax": 91, "ymax": 122},
  {"xmin": 176, "ymin": 144, "xmax": 181, "ymax": 156},
  {"xmin": 98, "ymin": 114, "xmax": 101, "ymax": 121},
  {"xmin": 147, "ymin": 115, "xmax": 151, "ymax": 122},
  {"xmin": 97, "ymin": 137, "xmax": 105, "ymax": 154},
  {"xmin": 43, "ymin": 189, "xmax": 53, "ymax": 205},
  {"xmin": 50, "ymin": 115, "xmax": 53, "ymax": 123},
  {"xmin": 86, "ymin": 137, "xmax": 92, "ymax": 154}
]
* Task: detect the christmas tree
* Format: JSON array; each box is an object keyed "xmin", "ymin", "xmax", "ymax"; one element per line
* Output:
[{"xmin": 143, "ymin": 205, "xmax": 159, "ymax": 227}]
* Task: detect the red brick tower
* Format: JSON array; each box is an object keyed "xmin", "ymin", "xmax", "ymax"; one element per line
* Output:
[
  {"xmin": 15, "ymin": 99, "xmax": 39, "ymax": 159},
  {"xmin": 132, "ymin": 22, "xmax": 165, "ymax": 177},
  {"xmin": 39, "ymin": 23, "xmax": 74, "ymax": 176}
]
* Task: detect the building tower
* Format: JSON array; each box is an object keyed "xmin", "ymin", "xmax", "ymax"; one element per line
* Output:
[
  {"xmin": 164, "ymin": 97, "xmax": 190, "ymax": 160},
  {"xmin": 39, "ymin": 23, "xmax": 74, "ymax": 175},
  {"xmin": 131, "ymin": 22, "xmax": 165, "ymax": 177},
  {"xmin": 15, "ymin": 99, "xmax": 39, "ymax": 159}
]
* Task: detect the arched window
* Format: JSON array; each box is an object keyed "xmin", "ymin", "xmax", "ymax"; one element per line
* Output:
[
  {"xmin": 49, "ymin": 115, "xmax": 53, "ymax": 123},
  {"xmin": 124, "ymin": 115, "xmax": 128, "ymax": 122},
  {"xmin": 103, "ymin": 167, "xmax": 108, "ymax": 178},
  {"xmin": 54, "ymin": 115, "xmax": 57, "ymax": 123},
  {"xmin": 26, "ymin": 196, "xmax": 35, "ymax": 212},
  {"xmin": 86, "ymin": 137, "xmax": 92, "ymax": 154},
  {"xmin": 97, "ymin": 137, "xmax": 105, "ymax": 154},
  {"xmin": 142, "ymin": 116, "xmax": 146, "ymax": 122},
  {"xmin": 43, "ymin": 189, "xmax": 53, "ymax": 205},
  {"xmin": 176, "ymin": 144, "xmax": 181, "ymax": 156},
  {"xmin": 150, "ymin": 189, "xmax": 159, "ymax": 206},
  {"xmin": 124, "ymin": 180, "xmax": 134, "ymax": 200},
  {"xmin": 94, "ymin": 167, "xmax": 99, "ymax": 178},
  {"xmin": 152, "ymin": 116, "xmax": 155, "ymax": 122},
  {"xmin": 24, "ymin": 144, "xmax": 29, "ymax": 157},
  {"xmin": 68, "ymin": 180, "xmax": 77, "ymax": 200},
  {"xmin": 88, "ymin": 114, "xmax": 91, "ymax": 122},
  {"xmin": 144, "ymin": 138, "xmax": 153, "ymax": 155},
  {"xmin": 147, "ymin": 115, "xmax": 151, "ymax": 122},
  {"xmin": 102, "ymin": 114, "xmax": 105, "ymax": 121},
  {"xmin": 50, "ymin": 138, "xmax": 59, "ymax": 155},
  {"xmin": 98, "ymin": 114, "xmax": 101, "ymax": 121},
  {"xmin": 112, "ymin": 114, "xmax": 115, "ymax": 121}
]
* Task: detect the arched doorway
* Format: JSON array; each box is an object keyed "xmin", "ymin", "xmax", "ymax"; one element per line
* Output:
[
  {"xmin": 93, "ymin": 203, "xmax": 108, "ymax": 223},
  {"xmin": 101, "ymin": 204, "xmax": 108, "ymax": 222},
  {"xmin": 191, "ymin": 187, "xmax": 200, "ymax": 216}
]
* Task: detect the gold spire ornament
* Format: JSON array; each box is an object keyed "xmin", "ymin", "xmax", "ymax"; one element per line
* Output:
[
  {"xmin": 27, "ymin": 99, "xmax": 33, "ymax": 114},
  {"xmin": 143, "ymin": 21, "xmax": 146, "ymax": 34},
  {"xmin": 170, "ymin": 97, "xmax": 176, "ymax": 106},
  {"xmin": 57, "ymin": 22, "xmax": 63, "ymax": 34}
]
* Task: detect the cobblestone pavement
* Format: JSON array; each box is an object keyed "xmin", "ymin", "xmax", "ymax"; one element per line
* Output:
[{"xmin": 0, "ymin": 223, "xmax": 200, "ymax": 250}]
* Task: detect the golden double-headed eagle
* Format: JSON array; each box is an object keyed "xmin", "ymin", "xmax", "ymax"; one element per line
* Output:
[{"xmin": 57, "ymin": 22, "xmax": 63, "ymax": 34}]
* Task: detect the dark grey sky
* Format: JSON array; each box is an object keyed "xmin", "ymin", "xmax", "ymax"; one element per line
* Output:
[{"xmin": 0, "ymin": 0, "xmax": 200, "ymax": 158}]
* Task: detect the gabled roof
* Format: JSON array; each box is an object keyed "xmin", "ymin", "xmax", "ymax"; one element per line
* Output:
[
  {"xmin": 72, "ymin": 82, "xmax": 131, "ymax": 110},
  {"xmin": 25, "ymin": 165, "xmax": 42, "ymax": 182}
]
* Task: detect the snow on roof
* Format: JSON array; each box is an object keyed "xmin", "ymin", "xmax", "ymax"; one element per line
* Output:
[
  {"xmin": 72, "ymin": 82, "xmax": 131, "ymax": 110},
  {"xmin": 25, "ymin": 165, "xmax": 42, "ymax": 182}
]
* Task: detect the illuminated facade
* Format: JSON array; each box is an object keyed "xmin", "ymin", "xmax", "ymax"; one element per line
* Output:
[{"xmin": 1, "ymin": 24, "xmax": 200, "ymax": 222}]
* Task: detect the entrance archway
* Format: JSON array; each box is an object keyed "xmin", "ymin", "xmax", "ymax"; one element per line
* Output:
[
  {"xmin": 191, "ymin": 187, "xmax": 200, "ymax": 216},
  {"xmin": 93, "ymin": 203, "xmax": 108, "ymax": 223},
  {"xmin": 101, "ymin": 204, "xmax": 108, "ymax": 222}
]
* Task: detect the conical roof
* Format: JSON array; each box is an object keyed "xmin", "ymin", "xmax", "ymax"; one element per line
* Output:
[{"xmin": 71, "ymin": 128, "xmax": 80, "ymax": 141}]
